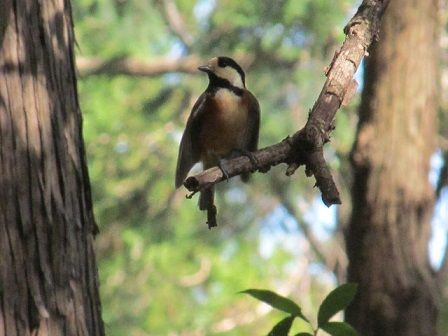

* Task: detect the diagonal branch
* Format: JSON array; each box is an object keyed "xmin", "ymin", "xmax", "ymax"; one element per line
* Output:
[
  {"xmin": 184, "ymin": 0, "xmax": 391, "ymax": 208},
  {"xmin": 159, "ymin": 0, "xmax": 194, "ymax": 48}
]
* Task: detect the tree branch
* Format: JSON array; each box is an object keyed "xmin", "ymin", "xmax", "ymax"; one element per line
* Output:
[
  {"xmin": 75, "ymin": 53, "xmax": 298, "ymax": 78},
  {"xmin": 76, "ymin": 55, "xmax": 202, "ymax": 77},
  {"xmin": 159, "ymin": 0, "xmax": 194, "ymax": 48},
  {"xmin": 184, "ymin": 0, "xmax": 391, "ymax": 207},
  {"xmin": 75, "ymin": 54, "xmax": 255, "ymax": 78}
]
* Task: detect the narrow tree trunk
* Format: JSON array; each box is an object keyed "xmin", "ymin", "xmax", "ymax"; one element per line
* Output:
[
  {"xmin": 346, "ymin": 1, "xmax": 439, "ymax": 335},
  {"xmin": 0, "ymin": 1, "xmax": 104, "ymax": 335}
]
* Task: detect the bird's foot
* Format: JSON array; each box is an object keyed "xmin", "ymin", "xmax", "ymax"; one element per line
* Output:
[
  {"xmin": 218, "ymin": 159, "xmax": 231, "ymax": 181},
  {"xmin": 186, "ymin": 190, "xmax": 198, "ymax": 199}
]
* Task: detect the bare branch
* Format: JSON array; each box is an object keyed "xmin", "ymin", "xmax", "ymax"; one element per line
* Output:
[
  {"xmin": 160, "ymin": 0, "xmax": 194, "ymax": 48},
  {"xmin": 184, "ymin": 137, "xmax": 293, "ymax": 194},
  {"xmin": 184, "ymin": 0, "xmax": 391, "ymax": 207},
  {"xmin": 76, "ymin": 55, "xmax": 202, "ymax": 77},
  {"xmin": 75, "ymin": 54, "xmax": 255, "ymax": 78},
  {"xmin": 75, "ymin": 51, "xmax": 301, "ymax": 78}
]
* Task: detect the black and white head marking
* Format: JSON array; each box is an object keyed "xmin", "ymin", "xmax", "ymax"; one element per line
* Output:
[{"xmin": 198, "ymin": 56, "xmax": 246, "ymax": 95}]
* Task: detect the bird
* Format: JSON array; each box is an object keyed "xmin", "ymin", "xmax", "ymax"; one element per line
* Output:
[{"xmin": 175, "ymin": 56, "xmax": 260, "ymax": 228}]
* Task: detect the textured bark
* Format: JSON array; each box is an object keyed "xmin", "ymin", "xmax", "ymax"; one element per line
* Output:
[
  {"xmin": 0, "ymin": 1, "xmax": 104, "ymax": 336},
  {"xmin": 346, "ymin": 0, "xmax": 439, "ymax": 335}
]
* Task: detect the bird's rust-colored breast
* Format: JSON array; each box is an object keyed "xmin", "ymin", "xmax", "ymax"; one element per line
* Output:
[{"xmin": 199, "ymin": 89, "xmax": 252, "ymax": 162}]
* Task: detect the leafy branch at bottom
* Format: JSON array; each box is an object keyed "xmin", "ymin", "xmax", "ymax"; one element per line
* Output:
[{"xmin": 240, "ymin": 283, "xmax": 358, "ymax": 336}]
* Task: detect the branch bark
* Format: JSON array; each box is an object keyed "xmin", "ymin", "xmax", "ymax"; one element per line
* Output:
[
  {"xmin": 76, "ymin": 55, "xmax": 202, "ymax": 77},
  {"xmin": 159, "ymin": 0, "xmax": 194, "ymax": 48},
  {"xmin": 75, "ymin": 53, "xmax": 297, "ymax": 78},
  {"xmin": 184, "ymin": 0, "xmax": 391, "ymax": 207}
]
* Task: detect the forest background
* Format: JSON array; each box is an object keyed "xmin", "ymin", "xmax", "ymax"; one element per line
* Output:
[{"xmin": 71, "ymin": 0, "xmax": 448, "ymax": 335}]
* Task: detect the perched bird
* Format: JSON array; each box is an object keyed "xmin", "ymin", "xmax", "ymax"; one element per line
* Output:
[{"xmin": 175, "ymin": 56, "xmax": 260, "ymax": 228}]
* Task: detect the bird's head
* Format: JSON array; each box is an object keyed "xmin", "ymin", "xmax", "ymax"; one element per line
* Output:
[{"xmin": 198, "ymin": 56, "xmax": 246, "ymax": 89}]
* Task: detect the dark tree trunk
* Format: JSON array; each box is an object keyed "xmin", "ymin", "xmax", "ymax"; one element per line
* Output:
[
  {"xmin": 0, "ymin": 1, "xmax": 104, "ymax": 335},
  {"xmin": 345, "ymin": 0, "xmax": 439, "ymax": 335}
]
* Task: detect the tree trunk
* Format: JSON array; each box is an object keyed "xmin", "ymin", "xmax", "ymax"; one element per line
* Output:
[
  {"xmin": 0, "ymin": 1, "xmax": 104, "ymax": 335},
  {"xmin": 346, "ymin": 0, "xmax": 439, "ymax": 335}
]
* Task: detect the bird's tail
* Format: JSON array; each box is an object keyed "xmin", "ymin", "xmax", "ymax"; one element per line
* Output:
[
  {"xmin": 241, "ymin": 172, "xmax": 250, "ymax": 182},
  {"xmin": 199, "ymin": 186, "xmax": 214, "ymax": 210},
  {"xmin": 199, "ymin": 187, "xmax": 217, "ymax": 228}
]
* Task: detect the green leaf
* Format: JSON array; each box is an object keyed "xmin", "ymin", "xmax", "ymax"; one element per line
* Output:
[
  {"xmin": 317, "ymin": 283, "xmax": 358, "ymax": 326},
  {"xmin": 240, "ymin": 289, "xmax": 307, "ymax": 321},
  {"xmin": 320, "ymin": 321, "xmax": 358, "ymax": 336},
  {"xmin": 267, "ymin": 315, "xmax": 295, "ymax": 336},
  {"xmin": 293, "ymin": 333, "xmax": 314, "ymax": 336}
]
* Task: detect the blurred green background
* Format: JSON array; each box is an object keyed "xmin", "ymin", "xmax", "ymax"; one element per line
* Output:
[{"xmin": 72, "ymin": 0, "xmax": 377, "ymax": 334}]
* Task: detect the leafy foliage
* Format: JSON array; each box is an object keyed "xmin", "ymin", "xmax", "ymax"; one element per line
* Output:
[
  {"xmin": 242, "ymin": 284, "xmax": 358, "ymax": 335},
  {"xmin": 269, "ymin": 316, "xmax": 296, "ymax": 336},
  {"xmin": 317, "ymin": 283, "xmax": 358, "ymax": 326},
  {"xmin": 240, "ymin": 289, "xmax": 307, "ymax": 321},
  {"xmin": 73, "ymin": 0, "xmax": 358, "ymax": 334},
  {"xmin": 320, "ymin": 322, "xmax": 358, "ymax": 336}
]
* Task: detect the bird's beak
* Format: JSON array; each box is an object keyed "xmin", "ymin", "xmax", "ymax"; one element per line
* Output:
[{"xmin": 198, "ymin": 64, "xmax": 212, "ymax": 73}]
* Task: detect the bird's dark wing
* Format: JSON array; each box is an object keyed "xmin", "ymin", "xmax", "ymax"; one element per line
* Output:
[
  {"xmin": 241, "ymin": 91, "xmax": 260, "ymax": 182},
  {"xmin": 245, "ymin": 91, "xmax": 260, "ymax": 153},
  {"xmin": 175, "ymin": 92, "xmax": 208, "ymax": 188}
]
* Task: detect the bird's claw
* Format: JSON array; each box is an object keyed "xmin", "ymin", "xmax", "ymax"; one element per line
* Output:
[
  {"xmin": 218, "ymin": 160, "xmax": 231, "ymax": 181},
  {"xmin": 246, "ymin": 152, "xmax": 260, "ymax": 171},
  {"xmin": 186, "ymin": 190, "xmax": 198, "ymax": 199}
]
